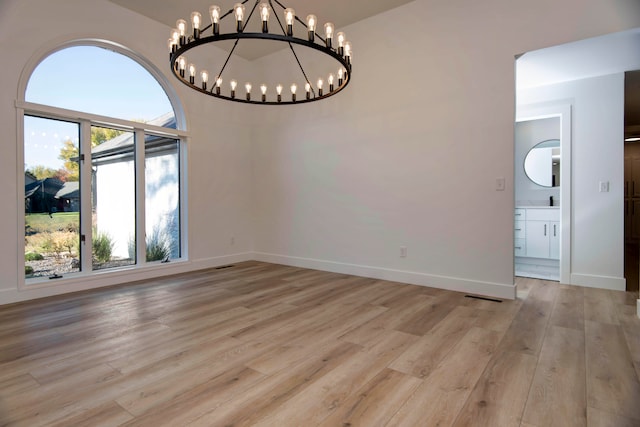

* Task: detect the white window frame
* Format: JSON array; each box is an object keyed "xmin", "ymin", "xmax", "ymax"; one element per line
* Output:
[{"xmin": 17, "ymin": 40, "xmax": 189, "ymax": 290}]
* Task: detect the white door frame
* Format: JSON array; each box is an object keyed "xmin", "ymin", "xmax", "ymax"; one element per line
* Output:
[{"xmin": 516, "ymin": 104, "xmax": 572, "ymax": 284}]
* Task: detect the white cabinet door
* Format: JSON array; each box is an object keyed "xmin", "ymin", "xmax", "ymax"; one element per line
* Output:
[
  {"xmin": 514, "ymin": 238, "xmax": 526, "ymax": 257},
  {"xmin": 549, "ymin": 221, "xmax": 560, "ymax": 260},
  {"xmin": 526, "ymin": 220, "xmax": 550, "ymax": 258}
]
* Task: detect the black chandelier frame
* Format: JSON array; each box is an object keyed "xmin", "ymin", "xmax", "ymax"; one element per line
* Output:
[{"xmin": 169, "ymin": 0, "xmax": 352, "ymax": 105}]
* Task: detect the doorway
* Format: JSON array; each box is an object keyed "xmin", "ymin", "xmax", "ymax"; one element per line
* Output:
[
  {"xmin": 624, "ymin": 70, "xmax": 640, "ymax": 292},
  {"xmin": 515, "ymin": 105, "xmax": 572, "ymax": 284}
]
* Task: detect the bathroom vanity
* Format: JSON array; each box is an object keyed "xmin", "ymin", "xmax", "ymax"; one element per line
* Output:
[
  {"xmin": 515, "ymin": 206, "xmax": 560, "ymax": 280},
  {"xmin": 514, "ymin": 206, "xmax": 560, "ymax": 259}
]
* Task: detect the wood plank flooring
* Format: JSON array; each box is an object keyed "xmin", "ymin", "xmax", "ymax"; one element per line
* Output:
[{"xmin": 0, "ymin": 261, "xmax": 638, "ymax": 426}]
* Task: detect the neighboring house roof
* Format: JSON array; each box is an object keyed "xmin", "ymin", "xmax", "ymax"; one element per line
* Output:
[
  {"xmin": 55, "ymin": 181, "xmax": 79, "ymax": 200},
  {"xmin": 24, "ymin": 177, "xmax": 64, "ymax": 199},
  {"xmin": 91, "ymin": 112, "xmax": 177, "ymax": 162},
  {"xmin": 25, "ymin": 171, "xmax": 37, "ymax": 184}
]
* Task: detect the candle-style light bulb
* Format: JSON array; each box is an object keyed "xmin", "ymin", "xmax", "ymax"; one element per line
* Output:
[
  {"xmin": 344, "ymin": 41, "xmax": 352, "ymax": 65},
  {"xmin": 188, "ymin": 63, "xmax": 196, "ymax": 84},
  {"xmin": 306, "ymin": 14, "xmax": 317, "ymax": 41},
  {"xmin": 290, "ymin": 83, "xmax": 297, "ymax": 102},
  {"xmin": 201, "ymin": 70, "xmax": 209, "ymax": 90},
  {"xmin": 230, "ymin": 79, "xmax": 237, "ymax": 98},
  {"xmin": 170, "ymin": 28, "xmax": 180, "ymax": 44},
  {"xmin": 317, "ymin": 78, "xmax": 324, "ymax": 96},
  {"xmin": 259, "ymin": 2, "xmax": 270, "ymax": 33},
  {"xmin": 276, "ymin": 84, "xmax": 283, "ymax": 102},
  {"xmin": 284, "ymin": 8, "xmax": 295, "ymax": 36},
  {"xmin": 328, "ymin": 73, "xmax": 335, "ymax": 92},
  {"xmin": 210, "ymin": 5, "xmax": 221, "ymax": 35},
  {"xmin": 169, "ymin": 29, "xmax": 180, "ymax": 55},
  {"xmin": 168, "ymin": 38, "xmax": 177, "ymax": 55},
  {"xmin": 176, "ymin": 19, "xmax": 187, "ymax": 45},
  {"xmin": 305, "ymin": 82, "xmax": 311, "ymax": 99},
  {"xmin": 215, "ymin": 76, "xmax": 222, "ymax": 95},
  {"xmin": 191, "ymin": 11, "xmax": 202, "ymax": 38},
  {"xmin": 234, "ymin": 3, "xmax": 245, "ymax": 32},
  {"xmin": 324, "ymin": 22, "xmax": 334, "ymax": 48},
  {"xmin": 336, "ymin": 32, "xmax": 346, "ymax": 55},
  {"xmin": 177, "ymin": 56, "xmax": 186, "ymax": 77},
  {"xmin": 260, "ymin": 83, "xmax": 267, "ymax": 102},
  {"xmin": 245, "ymin": 83, "xmax": 252, "ymax": 101},
  {"xmin": 338, "ymin": 68, "xmax": 344, "ymax": 85}
]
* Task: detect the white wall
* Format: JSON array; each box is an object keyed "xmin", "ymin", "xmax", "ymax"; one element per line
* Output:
[
  {"xmin": 95, "ymin": 160, "xmax": 136, "ymax": 259},
  {"xmin": 251, "ymin": 0, "xmax": 640, "ymax": 298},
  {"xmin": 518, "ymin": 74, "xmax": 625, "ymax": 289},
  {"xmin": 0, "ymin": 0, "xmax": 254, "ymax": 304},
  {"xmin": 1, "ymin": 0, "xmax": 639, "ymax": 303},
  {"xmin": 515, "ymin": 118, "xmax": 561, "ymax": 205}
]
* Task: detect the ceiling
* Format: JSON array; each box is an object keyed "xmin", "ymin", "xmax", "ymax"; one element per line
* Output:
[
  {"xmin": 516, "ymin": 28, "xmax": 640, "ymax": 138},
  {"xmin": 108, "ymin": 0, "xmax": 415, "ymax": 60}
]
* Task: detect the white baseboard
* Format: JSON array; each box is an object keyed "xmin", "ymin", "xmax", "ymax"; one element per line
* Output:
[
  {"xmin": 570, "ymin": 273, "xmax": 626, "ymax": 291},
  {"xmin": 253, "ymin": 252, "xmax": 516, "ymax": 300},
  {"xmin": 188, "ymin": 252, "xmax": 254, "ymax": 271},
  {"xmin": 0, "ymin": 252, "xmax": 254, "ymax": 306},
  {"xmin": 8, "ymin": 252, "xmax": 629, "ymax": 306},
  {"xmin": 1, "ymin": 250, "xmax": 531, "ymax": 305}
]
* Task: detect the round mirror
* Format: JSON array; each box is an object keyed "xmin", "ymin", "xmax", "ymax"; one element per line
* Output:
[{"xmin": 524, "ymin": 139, "xmax": 560, "ymax": 187}]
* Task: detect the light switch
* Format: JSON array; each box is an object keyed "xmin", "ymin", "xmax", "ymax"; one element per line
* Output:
[
  {"xmin": 496, "ymin": 177, "xmax": 505, "ymax": 191},
  {"xmin": 599, "ymin": 181, "xmax": 609, "ymax": 193}
]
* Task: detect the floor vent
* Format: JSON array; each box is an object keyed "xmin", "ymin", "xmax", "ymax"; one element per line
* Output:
[
  {"xmin": 464, "ymin": 295, "xmax": 502, "ymax": 303},
  {"xmin": 215, "ymin": 265, "xmax": 235, "ymax": 270}
]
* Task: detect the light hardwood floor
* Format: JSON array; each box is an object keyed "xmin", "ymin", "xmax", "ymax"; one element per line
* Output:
[{"xmin": 0, "ymin": 261, "xmax": 638, "ymax": 426}]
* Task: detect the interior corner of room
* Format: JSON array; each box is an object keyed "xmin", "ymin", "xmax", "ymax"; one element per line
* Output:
[{"xmin": 3, "ymin": 0, "xmax": 640, "ymax": 307}]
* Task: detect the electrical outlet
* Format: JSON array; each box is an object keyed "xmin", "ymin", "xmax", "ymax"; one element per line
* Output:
[
  {"xmin": 400, "ymin": 246, "xmax": 407, "ymax": 258},
  {"xmin": 496, "ymin": 177, "xmax": 505, "ymax": 191}
]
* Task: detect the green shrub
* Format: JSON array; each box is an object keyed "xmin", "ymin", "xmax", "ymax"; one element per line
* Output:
[
  {"xmin": 41, "ymin": 231, "xmax": 76, "ymax": 258},
  {"xmin": 25, "ymin": 266, "xmax": 34, "ymax": 276},
  {"xmin": 25, "ymin": 252, "xmax": 44, "ymax": 261},
  {"xmin": 65, "ymin": 222, "xmax": 79, "ymax": 233},
  {"xmin": 92, "ymin": 229, "xmax": 114, "ymax": 263},
  {"xmin": 146, "ymin": 228, "xmax": 171, "ymax": 262}
]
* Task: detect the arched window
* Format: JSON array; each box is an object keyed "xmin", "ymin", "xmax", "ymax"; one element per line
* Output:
[
  {"xmin": 21, "ymin": 43, "xmax": 186, "ymax": 282},
  {"xmin": 26, "ymin": 45, "xmax": 174, "ymax": 122}
]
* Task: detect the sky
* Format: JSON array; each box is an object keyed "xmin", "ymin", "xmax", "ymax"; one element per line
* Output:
[
  {"xmin": 24, "ymin": 116, "xmax": 79, "ymax": 172},
  {"xmin": 24, "ymin": 46, "xmax": 174, "ymax": 171}
]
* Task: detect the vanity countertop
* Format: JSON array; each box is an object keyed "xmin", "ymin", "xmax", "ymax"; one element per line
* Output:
[{"xmin": 516, "ymin": 205, "xmax": 560, "ymax": 209}]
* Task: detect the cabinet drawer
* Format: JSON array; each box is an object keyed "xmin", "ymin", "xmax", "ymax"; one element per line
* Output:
[
  {"xmin": 514, "ymin": 238, "xmax": 526, "ymax": 256},
  {"xmin": 514, "ymin": 220, "xmax": 526, "ymax": 239},
  {"xmin": 514, "ymin": 209, "xmax": 526, "ymax": 220},
  {"xmin": 527, "ymin": 208, "xmax": 559, "ymax": 221}
]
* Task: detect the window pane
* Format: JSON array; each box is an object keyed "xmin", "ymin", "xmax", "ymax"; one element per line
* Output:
[
  {"xmin": 24, "ymin": 116, "xmax": 81, "ymax": 279},
  {"xmin": 146, "ymin": 137, "xmax": 180, "ymax": 262},
  {"xmin": 26, "ymin": 46, "xmax": 174, "ymax": 123},
  {"xmin": 91, "ymin": 126, "xmax": 136, "ymax": 270}
]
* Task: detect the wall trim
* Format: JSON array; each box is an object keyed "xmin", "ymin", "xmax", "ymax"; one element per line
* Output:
[
  {"xmin": 253, "ymin": 252, "xmax": 517, "ymax": 300},
  {"xmin": 570, "ymin": 273, "xmax": 626, "ymax": 291},
  {"xmin": 1, "ymin": 252, "xmax": 253, "ymax": 305}
]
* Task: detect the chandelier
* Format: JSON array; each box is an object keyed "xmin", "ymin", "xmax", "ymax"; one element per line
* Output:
[{"xmin": 168, "ymin": 1, "xmax": 353, "ymax": 105}]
